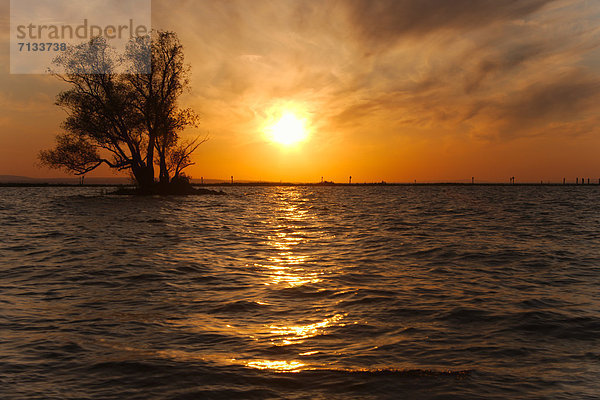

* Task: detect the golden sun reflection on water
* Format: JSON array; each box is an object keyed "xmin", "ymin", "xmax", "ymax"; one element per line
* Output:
[
  {"xmin": 236, "ymin": 314, "xmax": 346, "ymax": 372},
  {"xmin": 259, "ymin": 194, "xmax": 325, "ymax": 288},
  {"xmin": 155, "ymin": 313, "xmax": 347, "ymax": 372},
  {"xmin": 266, "ymin": 232, "xmax": 300, "ymax": 251},
  {"xmin": 238, "ymin": 189, "xmax": 339, "ymax": 370},
  {"xmin": 258, "ymin": 262, "xmax": 322, "ymax": 287},
  {"xmin": 268, "ymin": 314, "xmax": 346, "ymax": 346},
  {"xmin": 154, "ymin": 189, "xmax": 347, "ymax": 373},
  {"xmin": 241, "ymin": 359, "xmax": 306, "ymax": 372}
]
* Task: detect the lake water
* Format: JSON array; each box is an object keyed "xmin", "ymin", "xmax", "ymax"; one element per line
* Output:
[{"xmin": 1, "ymin": 185, "xmax": 599, "ymax": 399}]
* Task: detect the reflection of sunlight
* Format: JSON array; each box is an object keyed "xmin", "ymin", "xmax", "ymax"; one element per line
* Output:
[
  {"xmin": 151, "ymin": 188, "xmax": 347, "ymax": 374},
  {"xmin": 268, "ymin": 252, "xmax": 306, "ymax": 265},
  {"xmin": 241, "ymin": 359, "xmax": 305, "ymax": 372},
  {"xmin": 261, "ymin": 192, "xmax": 323, "ymax": 288},
  {"xmin": 97, "ymin": 337, "xmax": 310, "ymax": 373},
  {"xmin": 277, "ymin": 206, "xmax": 308, "ymax": 221},
  {"xmin": 258, "ymin": 263, "xmax": 322, "ymax": 287},
  {"xmin": 267, "ymin": 232, "xmax": 303, "ymax": 251},
  {"xmin": 299, "ymin": 350, "xmax": 319, "ymax": 356},
  {"xmin": 269, "ymin": 314, "xmax": 345, "ymax": 345},
  {"xmin": 155, "ymin": 312, "xmax": 349, "ymax": 372}
]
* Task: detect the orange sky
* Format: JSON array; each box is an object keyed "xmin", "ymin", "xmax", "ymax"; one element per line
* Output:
[{"xmin": 1, "ymin": 0, "xmax": 600, "ymax": 183}]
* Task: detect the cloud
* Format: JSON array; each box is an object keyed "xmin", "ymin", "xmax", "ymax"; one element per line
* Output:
[
  {"xmin": 500, "ymin": 76, "xmax": 599, "ymax": 122},
  {"xmin": 343, "ymin": 0, "xmax": 554, "ymax": 49},
  {"xmin": 463, "ymin": 41, "xmax": 551, "ymax": 93},
  {"xmin": 475, "ymin": 73, "xmax": 600, "ymax": 138},
  {"xmin": 313, "ymin": 0, "xmax": 600, "ymax": 141},
  {"xmin": 3, "ymin": 0, "xmax": 600, "ymax": 180}
]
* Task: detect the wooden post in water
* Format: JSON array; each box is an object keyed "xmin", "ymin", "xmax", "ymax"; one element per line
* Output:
[
  {"xmin": 472, "ymin": 177, "xmax": 474, "ymax": 184},
  {"xmin": 563, "ymin": 178, "xmax": 566, "ymax": 185},
  {"xmin": 231, "ymin": 176, "xmax": 234, "ymax": 184},
  {"xmin": 201, "ymin": 177, "xmax": 204, "ymax": 185},
  {"xmin": 349, "ymin": 176, "xmax": 352, "ymax": 184}
]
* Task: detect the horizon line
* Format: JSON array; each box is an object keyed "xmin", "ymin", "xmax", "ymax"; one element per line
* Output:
[{"xmin": 2, "ymin": 175, "xmax": 600, "ymax": 186}]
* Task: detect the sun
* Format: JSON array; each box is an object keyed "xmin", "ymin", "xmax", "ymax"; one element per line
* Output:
[{"xmin": 267, "ymin": 112, "xmax": 309, "ymax": 146}]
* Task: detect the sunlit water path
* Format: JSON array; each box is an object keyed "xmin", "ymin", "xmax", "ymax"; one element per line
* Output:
[{"xmin": 1, "ymin": 186, "xmax": 599, "ymax": 399}]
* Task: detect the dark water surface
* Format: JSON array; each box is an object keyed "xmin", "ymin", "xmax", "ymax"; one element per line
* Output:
[{"xmin": 1, "ymin": 186, "xmax": 599, "ymax": 399}]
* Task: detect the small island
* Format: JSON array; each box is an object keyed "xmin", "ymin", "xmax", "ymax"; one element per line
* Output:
[
  {"xmin": 38, "ymin": 32, "xmax": 219, "ymax": 196},
  {"xmin": 110, "ymin": 175, "xmax": 226, "ymax": 196}
]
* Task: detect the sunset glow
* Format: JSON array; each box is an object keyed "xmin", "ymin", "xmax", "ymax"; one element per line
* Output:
[
  {"xmin": 3, "ymin": 2, "xmax": 600, "ymax": 399},
  {"xmin": 1, "ymin": 0, "xmax": 600, "ymax": 183},
  {"xmin": 266, "ymin": 112, "xmax": 309, "ymax": 147}
]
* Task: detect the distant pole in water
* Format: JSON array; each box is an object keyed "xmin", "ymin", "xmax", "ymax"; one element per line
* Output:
[
  {"xmin": 201, "ymin": 177, "xmax": 204, "ymax": 185},
  {"xmin": 472, "ymin": 177, "xmax": 474, "ymax": 184},
  {"xmin": 576, "ymin": 177, "xmax": 579, "ymax": 184},
  {"xmin": 563, "ymin": 178, "xmax": 566, "ymax": 185},
  {"xmin": 321, "ymin": 176, "xmax": 324, "ymax": 184},
  {"xmin": 349, "ymin": 176, "xmax": 352, "ymax": 184},
  {"xmin": 231, "ymin": 176, "xmax": 234, "ymax": 184},
  {"xmin": 588, "ymin": 178, "xmax": 590, "ymax": 185}
]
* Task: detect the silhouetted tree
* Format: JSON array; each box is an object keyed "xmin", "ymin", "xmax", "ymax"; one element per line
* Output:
[{"xmin": 39, "ymin": 31, "xmax": 202, "ymax": 193}]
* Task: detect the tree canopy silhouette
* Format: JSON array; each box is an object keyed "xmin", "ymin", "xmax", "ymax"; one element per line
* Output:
[{"xmin": 39, "ymin": 31, "xmax": 205, "ymax": 193}]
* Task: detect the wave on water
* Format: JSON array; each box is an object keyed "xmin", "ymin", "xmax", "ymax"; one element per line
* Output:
[{"xmin": 1, "ymin": 185, "xmax": 599, "ymax": 399}]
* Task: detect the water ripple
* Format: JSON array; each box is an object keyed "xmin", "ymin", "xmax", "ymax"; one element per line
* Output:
[{"xmin": 1, "ymin": 185, "xmax": 599, "ymax": 399}]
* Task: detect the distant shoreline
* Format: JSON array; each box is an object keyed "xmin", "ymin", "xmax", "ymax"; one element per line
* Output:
[{"xmin": 1, "ymin": 182, "xmax": 599, "ymax": 188}]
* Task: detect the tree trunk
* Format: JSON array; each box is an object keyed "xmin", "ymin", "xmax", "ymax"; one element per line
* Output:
[
  {"xmin": 129, "ymin": 165, "xmax": 151, "ymax": 193},
  {"xmin": 139, "ymin": 135, "xmax": 156, "ymax": 192},
  {"xmin": 158, "ymin": 149, "xmax": 170, "ymax": 185}
]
